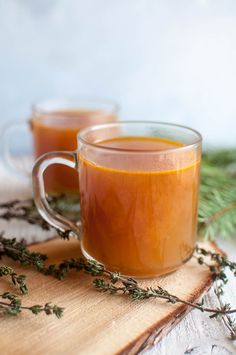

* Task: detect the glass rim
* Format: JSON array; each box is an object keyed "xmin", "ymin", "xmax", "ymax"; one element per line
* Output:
[
  {"xmin": 78, "ymin": 121, "xmax": 202, "ymax": 154},
  {"xmin": 32, "ymin": 96, "xmax": 120, "ymax": 115}
]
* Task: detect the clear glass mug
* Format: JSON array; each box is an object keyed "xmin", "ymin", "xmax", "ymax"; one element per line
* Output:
[
  {"xmin": 1, "ymin": 97, "xmax": 119, "ymax": 194},
  {"xmin": 32, "ymin": 121, "xmax": 202, "ymax": 277}
]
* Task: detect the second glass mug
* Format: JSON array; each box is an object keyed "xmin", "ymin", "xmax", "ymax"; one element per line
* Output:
[
  {"xmin": 32, "ymin": 122, "xmax": 202, "ymax": 277},
  {"xmin": 2, "ymin": 97, "xmax": 119, "ymax": 194}
]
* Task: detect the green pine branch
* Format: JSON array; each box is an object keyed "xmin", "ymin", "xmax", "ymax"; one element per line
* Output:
[{"xmin": 198, "ymin": 149, "xmax": 236, "ymax": 239}]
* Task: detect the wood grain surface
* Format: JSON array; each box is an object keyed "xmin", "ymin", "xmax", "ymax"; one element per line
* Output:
[{"xmin": 0, "ymin": 237, "xmax": 219, "ymax": 355}]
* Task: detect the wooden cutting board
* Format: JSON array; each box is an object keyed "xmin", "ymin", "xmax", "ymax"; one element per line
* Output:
[{"xmin": 0, "ymin": 237, "xmax": 220, "ymax": 355}]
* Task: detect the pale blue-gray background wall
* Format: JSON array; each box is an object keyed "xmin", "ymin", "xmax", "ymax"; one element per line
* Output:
[{"xmin": 0, "ymin": 0, "xmax": 236, "ymax": 146}]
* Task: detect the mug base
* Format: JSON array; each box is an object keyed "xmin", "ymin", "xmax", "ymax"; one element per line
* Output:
[{"xmin": 80, "ymin": 244, "xmax": 194, "ymax": 279}]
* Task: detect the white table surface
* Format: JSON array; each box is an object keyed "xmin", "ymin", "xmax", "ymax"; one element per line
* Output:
[{"xmin": 0, "ymin": 163, "xmax": 236, "ymax": 355}]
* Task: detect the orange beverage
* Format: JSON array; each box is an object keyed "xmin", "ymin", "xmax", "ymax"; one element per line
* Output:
[
  {"xmin": 32, "ymin": 122, "xmax": 202, "ymax": 277},
  {"xmin": 31, "ymin": 102, "xmax": 118, "ymax": 194},
  {"xmin": 79, "ymin": 136, "xmax": 200, "ymax": 277}
]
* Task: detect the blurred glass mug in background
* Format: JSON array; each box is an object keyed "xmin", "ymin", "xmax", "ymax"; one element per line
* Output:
[{"xmin": 1, "ymin": 98, "xmax": 119, "ymax": 194}]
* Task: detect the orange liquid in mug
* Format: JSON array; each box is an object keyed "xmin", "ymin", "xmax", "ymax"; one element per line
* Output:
[
  {"xmin": 79, "ymin": 136, "xmax": 200, "ymax": 277},
  {"xmin": 31, "ymin": 109, "xmax": 117, "ymax": 194}
]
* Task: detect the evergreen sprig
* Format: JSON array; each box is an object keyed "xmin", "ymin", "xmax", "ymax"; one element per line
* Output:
[{"xmin": 199, "ymin": 149, "xmax": 236, "ymax": 239}]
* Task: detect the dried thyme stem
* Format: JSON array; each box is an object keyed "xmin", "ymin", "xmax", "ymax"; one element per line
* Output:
[
  {"xmin": 0, "ymin": 265, "xmax": 28, "ymax": 294},
  {"xmin": 214, "ymin": 282, "xmax": 236, "ymax": 339},
  {"xmin": 0, "ymin": 234, "xmax": 47, "ymax": 270},
  {"xmin": 0, "ymin": 236, "xmax": 64, "ymax": 318},
  {"xmin": 41, "ymin": 249, "xmax": 236, "ymax": 319},
  {"xmin": 1, "ymin": 232, "xmax": 236, "ymax": 319},
  {"xmin": 0, "ymin": 292, "xmax": 64, "ymax": 317}
]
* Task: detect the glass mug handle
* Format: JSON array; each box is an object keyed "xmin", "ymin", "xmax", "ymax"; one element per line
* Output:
[
  {"xmin": 32, "ymin": 151, "xmax": 81, "ymax": 238},
  {"xmin": 1, "ymin": 121, "xmax": 31, "ymax": 180}
]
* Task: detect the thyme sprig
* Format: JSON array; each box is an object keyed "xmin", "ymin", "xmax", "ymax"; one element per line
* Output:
[
  {"xmin": 214, "ymin": 282, "xmax": 236, "ymax": 340},
  {"xmin": 35, "ymin": 246, "xmax": 236, "ymax": 319},
  {"xmin": 0, "ymin": 199, "xmax": 50, "ymax": 230},
  {"xmin": 0, "ymin": 234, "xmax": 47, "ymax": 270},
  {"xmin": 1, "ymin": 232, "xmax": 236, "ymax": 321},
  {"xmin": 195, "ymin": 246, "xmax": 236, "ymax": 286},
  {"xmin": 0, "ymin": 236, "xmax": 64, "ymax": 318},
  {"xmin": 46, "ymin": 257, "xmax": 236, "ymax": 317},
  {"xmin": 0, "ymin": 195, "xmax": 79, "ymax": 232},
  {"xmin": 1, "ymin": 229, "xmax": 236, "ymax": 319},
  {"xmin": 0, "ymin": 266, "xmax": 27, "ymax": 294},
  {"xmin": 0, "ymin": 292, "xmax": 63, "ymax": 318}
]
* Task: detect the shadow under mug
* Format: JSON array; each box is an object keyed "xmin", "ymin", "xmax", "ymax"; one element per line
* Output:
[
  {"xmin": 32, "ymin": 121, "xmax": 202, "ymax": 277},
  {"xmin": 1, "ymin": 97, "xmax": 119, "ymax": 194}
]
